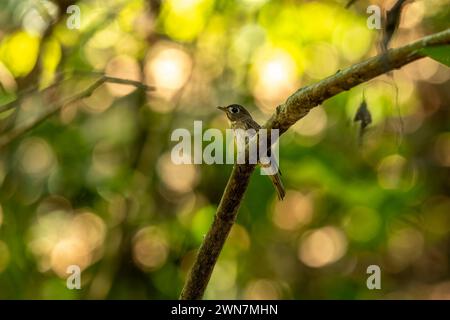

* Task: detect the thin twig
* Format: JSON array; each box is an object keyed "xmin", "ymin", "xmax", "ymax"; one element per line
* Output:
[
  {"xmin": 0, "ymin": 71, "xmax": 134, "ymax": 114},
  {"xmin": 0, "ymin": 76, "xmax": 155, "ymax": 149},
  {"xmin": 180, "ymin": 28, "xmax": 450, "ymax": 300}
]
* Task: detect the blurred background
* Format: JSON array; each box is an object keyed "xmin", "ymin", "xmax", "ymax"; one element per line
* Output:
[{"xmin": 0, "ymin": 0, "xmax": 449, "ymax": 299}]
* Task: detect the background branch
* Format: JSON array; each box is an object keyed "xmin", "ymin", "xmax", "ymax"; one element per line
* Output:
[
  {"xmin": 0, "ymin": 75, "xmax": 154, "ymax": 149},
  {"xmin": 180, "ymin": 28, "xmax": 450, "ymax": 300}
]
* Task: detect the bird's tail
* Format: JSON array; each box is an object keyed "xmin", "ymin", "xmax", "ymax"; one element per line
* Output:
[
  {"xmin": 269, "ymin": 172, "xmax": 286, "ymax": 200},
  {"xmin": 260, "ymin": 153, "xmax": 285, "ymax": 200}
]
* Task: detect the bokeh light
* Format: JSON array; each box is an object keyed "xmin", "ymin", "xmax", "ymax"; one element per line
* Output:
[
  {"xmin": 132, "ymin": 226, "xmax": 169, "ymax": 271},
  {"xmin": 50, "ymin": 238, "xmax": 91, "ymax": 277},
  {"xmin": 0, "ymin": 241, "xmax": 10, "ymax": 273},
  {"xmin": 0, "ymin": 61, "xmax": 17, "ymax": 91},
  {"xmin": 82, "ymin": 84, "xmax": 114, "ymax": 114},
  {"xmin": 343, "ymin": 206, "xmax": 381, "ymax": 243},
  {"xmin": 28, "ymin": 210, "xmax": 106, "ymax": 277},
  {"xmin": 163, "ymin": 0, "xmax": 213, "ymax": 41},
  {"xmin": 0, "ymin": 0, "xmax": 449, "ymax": 300},
  {"xmin": 433, "ymin": 133, "xmax": 450, "ymax": 167},
  {"xmin": 293, "ymin": 106, "xmax": 328, "ymax": 138},
  {"xmin": 206, "ymin": 260, "xmax": 237, "ymax": 299},
  {"xmin": 0, "ymin": 204, "xmax": 3, "ymax": 228},
  {"xmin": 105, "ymin": 55, "xmax": 142, "ymax": 97},
  {"xmin": 252, "ymin": 48, "xmax": 299, "ymax": 113},
  {"xmin": 227, "ymin": 224, "xmax": 251, "ymax": 251},
  {"xmin": 303, "ymin": 43, "xmax": 338, "ymax": 79},
  {"xmin": 272, "ymin": 191, "xmax": 313, "ymax": 231},
  {"xmin": 145, "ymin": 43, "xmax": 192, "ymax": 104},
  {"xmin": 400, "ymin": 2, "xmax": 425, "ymax": 29},
  {"xmin": 0, "ymin": 31, "xmax": 40, "ymax": 77},
  {"xmin": 422, "ymin": 196, "xmax": 450, "ymax": 237},
  {"xmin": 91, "ymin": 141, "xmax": 122, "ymax": 179},
  {"xmin": 157, "ymin": 153, "xmax": 199, "ymax": 194},
  {"xmin": 377, "ymin": 154, "xmax": 417, "ymax": 190},
  {"xmin": 22, "ymin": 1, "xmax": 59, "ymax": 36},
  {"xmin": 17, "ymin": 138, "xmax": 55, "ymax": 177},
  {"xmin": 387, "ymin": 227, "xmax": 424, "ymax": 271},
  {"xmin": 244, "ymin": 279, "xmax": 281, "ymax": 300},
  {"xmin": 299, "ymin": 226, "xmax": 348, "ymax": 268}
]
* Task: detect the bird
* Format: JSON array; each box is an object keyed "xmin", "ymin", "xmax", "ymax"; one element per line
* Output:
[{"xmin": 218, "ymin": 104, "xmax": 286, "ymax": 200}]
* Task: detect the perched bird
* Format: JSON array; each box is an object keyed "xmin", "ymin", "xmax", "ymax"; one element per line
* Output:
[{"xmin": 218, "ymin": 104, "xmax": 285, "ymax": 200}]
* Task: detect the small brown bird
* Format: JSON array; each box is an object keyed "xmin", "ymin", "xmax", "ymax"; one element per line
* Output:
[{"xmin": 218, "ymin": 104, "xmax": 285, "ymax": 200}]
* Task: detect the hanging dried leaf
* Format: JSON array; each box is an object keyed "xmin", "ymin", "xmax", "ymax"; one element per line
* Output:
[{"xmin": 354, "ymin": 97, "xmax": 372, "ymax": 145}]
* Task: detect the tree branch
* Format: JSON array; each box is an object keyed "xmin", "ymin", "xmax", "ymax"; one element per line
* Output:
[
  {"xmin": 179, "ymin": 28, "xmax": 450, "ymax": 300},
  {"xmin": 0, "ymin": 75, "xmax": 154, "ymax": 149}
]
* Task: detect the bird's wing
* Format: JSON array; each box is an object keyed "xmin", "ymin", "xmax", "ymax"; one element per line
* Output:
[
  {"xmin": 245, "ymin": 118, "xmax": 261, "ymax": 130},
  {"xmin": 243, "ymin": 116, "xmax": 285, "ymax": 200}
]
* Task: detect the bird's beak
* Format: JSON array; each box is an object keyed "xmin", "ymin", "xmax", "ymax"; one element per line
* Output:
[{"xmin": 217, "ymin": 106, "xmax": 226, "ymax": 112}]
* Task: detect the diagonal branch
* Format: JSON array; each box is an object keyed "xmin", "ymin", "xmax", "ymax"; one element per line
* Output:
[
  {"xmin": 180, "ymin": 28, "xmax": 450, "ymax": 300},
  {"xmin": 0, "ymin": 75, "xmax": 154, "ymax": 149}
]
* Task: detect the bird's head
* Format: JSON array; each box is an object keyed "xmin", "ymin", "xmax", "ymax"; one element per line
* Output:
[{"xmin": 217, "ymin": 104, "xmax": 251, "ymax": 122}]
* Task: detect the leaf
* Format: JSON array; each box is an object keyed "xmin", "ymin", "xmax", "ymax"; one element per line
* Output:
[
  {"xmin": 420, "ymin": 45, "xmax": 450, "ymax": 67},
  {"xmin": 354, "ymin": 98, "xmax": 372, "ymax": 129},
  {"xmin": 354, "ymin": 97, "xmax": 372, "ymax": 146}
]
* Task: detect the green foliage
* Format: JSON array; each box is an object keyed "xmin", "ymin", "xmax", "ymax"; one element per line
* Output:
[
  {"xmin": 0, "ymin": 0, "xmax": 449, "ymax": 300},
  {"xmin": 420, "ymin": 45, "xmax": 450, "ymax": 67}
]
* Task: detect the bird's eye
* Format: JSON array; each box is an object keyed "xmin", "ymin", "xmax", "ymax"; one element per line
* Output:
[{"xmin": 230, "ymin": 107, "xmax": 239, "ymax": 113}]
